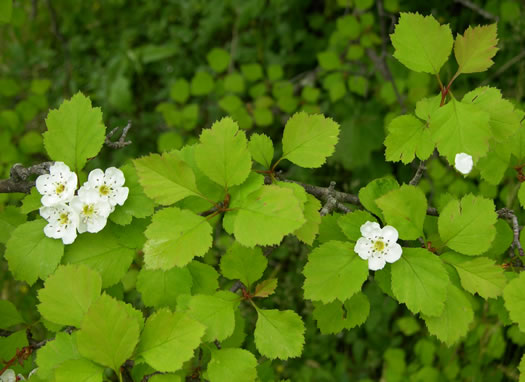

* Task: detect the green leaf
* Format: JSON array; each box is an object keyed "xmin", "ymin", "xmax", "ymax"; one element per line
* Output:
[
  {"xmin": 219, "ymin": 242, "xmax": 267, "ymax": 287},
  {"xmin": 77, "ymin": 294, "xmax": 140, "ymax": 372},
  {"xmin": 391, "ymin": 12, "xmax": 453, "ymax": 74},
  {"xmin": 191, "ymin": 71, "xmax": 214, "ymax": 96},
  {"xmin": 63, "ymin": 230, "xmax": 134, "ymax": 288},
  {"xmin": 429, "ymin": 98, "xmax": 491, "ymax": 162},
  {"xmin": 391, "ymin": 248, "xmax": 449, "ymax": 316},
  {"xmin": 441, "ymin": 252, "xmax": 506, "ymax": 299},
  {"xmin": 520, "ymin": 183, "xmax": 525, "ymax": 210},
  {"xmin": 195, "ymin": 117, "xmax": 252, "ymax": 188},
  {"xmin": 281, "ymin": 112, "xmax": 340, "ymax": 168},
  {"xmin": 208, "ymin": 348, "xmax": 257, "ymax": 382},
  {"xmin": 254, "ymin": 309, "xmax": 305, "ymax": 360},
  {"xmin": 137, "ymin": 309, "xmax": 205, "ymax": 372},
  {"xmin": 36, "ymin": 332, "xmax": 82, "ymax": 380},
  {"xmin": 187, "ymin": 291, "xmax": 239, "ymax": 342},
  {"xmin": 144, "ymin": 207, "xmax": 213, "ymax": 269},
  {"xmin": 188, "ymin": 261, "xmax": 219, "ymax": 295},
  {"xmin": 415, "ymin": 95, "xmax": 441, "ymax": 122},
  {"xmin": 110, "ymin": 164, "xmax": 155, "ymax": 225},
  {"xmin": 463, "ymin": 87, "xmax": 521, "ymax": 141},
  {"xmin": 504, "ymin": 272, "xmax": 525, "ymax": 332},
  {"xmin": 54, "ymin": 358, "xmax": 104, "ymax": 382},
  {"xmin": 134, "ymin": 151, "xmax": 202, "ymax": 205},
  {"xmin": 422, "ymin": 284, "xmax": 474, "ymax": 346},
  {"xmin": 38, "ymin": 265, "xmax": 102, "ymax": 327},
  {"xmin": 0, "ymin": 331, "xmax": 28, "ymax": 369},
  {"xmin": 0, "ymin": 0, "xmax": 12, "ymax": 23},
  {"xmin": 20, "ymin": 187, "xmax": 41, "ymax": 215},
  {"xmin": 0, "ymin": 300, "xmax": 24, "ymax": 329},
  {"xmin": 358, "ymin": 177, "xmax": 399, "ymax": 221},
  {"xmin": 43, "ymin": 93, "xmax": 106, "ymax": 172},
  {"xmin": 454, "ymin": 24, "xmax": 498, "ymax": 74},
  {"xmin": 303, "ymin": 241, "xmax": 369, "ymax": 303},
  {"xmin": 248, "ymin": 133, "xmax": 274, "ymax": 169},
  {"xmin": 232, "ymin": 185, "xmax": 305, "ymax": 247},
  {"xmin": 384, "ymin": 114, "xmax": 433, "ymax": 164},
  {"xmin": 136, "ymin": 267, "xmax": 192, "ymax": 309},
  {"xmin": 294, "ymin": 194, "xmax": 322, "ymax": 245},
  {"xmin": 253, "ymin": 278, "xmax": 278, "ymax": 298},
  {"xmin": 0, "ymin": 206, "xmax": 26, "ymax": 244},
  {"xmin": 317, "ymin": 51, "xmax": 341, "ymax": 71},
  {"xmin": 241, "ymin": 63, "xmax": 263, "ymax": 81},
  {"xmin": 5, "ymin": 220, "xmax": 64, "ymax": 285},
  {"xmin": 343, "ymin": 292, "xmax": 370, "ymax": 329},
  {"xmin": 312, "ymin": 301, "xmax": 347, "ymax": 334},
  {"xmin": 376, "ymin": 185, "xmax": 427, "ymax": 240},
  {"xmin": 224, "ymin": 72, "xmax": 245, "ymax": 93},
  {"xmin": 477, "ymin": 143, "xmax": 511, "ymax": 186},
  {"xmin": 438, "ymin": 194, "xmax": 497, "ymax": 255},
  {"xmin": 170, "ymin": 79, "xmax": 190, "ymax": 104},
  {"xmin": 207, "ymin": 48, "xmax": 230, "ymax": 73},
  {"xmin": 337, "ymin": 210, "xmax": 377, "ymax": 242}
]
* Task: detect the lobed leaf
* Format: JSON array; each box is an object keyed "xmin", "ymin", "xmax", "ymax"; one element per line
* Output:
[
  {"xmin": 384, "ymin": 114, "xmax": 433, "ymax": 164},
  {"xmin": 43, "ymin": 92, "xmax": 106, "ymax": 172},
  {"xmin": 281, "ymin": 112, "xmax": 340, "ymax": 168},
  {"xmin": 454, "ymin": 24, "xmax": 498, "ymax": 74},
  {"xmin": 391, "ymin": 13, "xmax": 453, "ymax": 74}
]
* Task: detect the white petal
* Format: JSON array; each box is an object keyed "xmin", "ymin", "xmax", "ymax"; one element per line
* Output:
[
  {"xmin": 70, "ymin": 196, "xmax": 83, "ymax": 213},
  {"xmin": 39, "ymin": 206, "xmax": 53, "ymax": 220},
  {"xmin": 355, "ymin": 237, "xmax": 372, "ymax": 260},
  {"xmin": 105, "ymin": 167, "xmax": 125, "ymax": 186},
  {"xmin": 36, "ymin": 174, "xmax": 52, "ymax": 194},
  {"xmin": 382, "ymin": 225, "xmax": 399, "ymax": 243},
  {"xmin": 113, "ymin": 186, "xmax": 129, "ymax": 206},
  {"xmin": 77, "ymin": 221, "xmax": 87, "ymax": 234},
  {"xmin": 88, "ymin": 168, "xmax": 105, "ymax": 186},
  {"xmin": 62, "ymin": 225, "xmax": 77, "ymax": 245},
  {"xmin": 78, "ymin": 186, "xmax": 100, "ymax": 204},
  {"xmin": 44, "ymin": 223, "xmax": 61, "ymax": 239},
  {"xmin": 88, "ymin": 215, "xmax": 107, "ymax": 233},
  {"xmin": 49, "ymin": 161, "xmax": 70, "ymax": 175},
  {"xmin": 1, "ymin": 369, "xmax": 16, "ymax": 382},
  {"xmin": 454, "ymin": 153, "xmax": 473, "ymax": 175},
  {"xmin": 368, "ymin": 255, "xmax": 386, "ymax": 271},
  {"xmin": 360, "ymin": 221, "xmax": 381, "ymax": 239},
  {"xmin": 384, "ymin": 243, "xmax": 402, "ymax": 263},
  {"xmin": 96, "ymin": 201, "xmax": 112, "ymax": 217}
]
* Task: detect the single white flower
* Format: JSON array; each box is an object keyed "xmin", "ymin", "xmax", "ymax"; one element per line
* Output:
[
  {"xmin": 355, "ymin": 221, "xmax": 402, "ymax": 271},
  {"xmin": 0, "ymin": 370, "xmax": 15, "ymax": 382},
  {"xmin": 40, "ymin": 204, "xmax": 79, "ymax": 245},
  {"xmin": 83, "ymin": 167, "xmax": 129, "ymax": 207},
  {"xmin": 35, "ymin": 161, "xmax": 77, "ymax": 206},
  {"xmin": 454, "ymin": 153, "xmax": 473, "ymax": 175},
  {"xmin": 71, "ymin": 187, "xmax": 112, "ymax": 233}
]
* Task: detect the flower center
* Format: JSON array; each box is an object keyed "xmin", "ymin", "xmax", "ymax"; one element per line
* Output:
[
  {"xmin": 55, "ymin": 183, "xmax": 65, "ymax": 194},
  {"xmin": 83, "ymin": 204, "xmax": 95, "ymax": 216},
  {"xmin": 99, "ymin": 185, "xmax": 110, "ymax": 196},
  {"xmin": 59, "ymin": 213, "xmax": 69, "ymax": 225},
  {"xmin": 373, "ymin": 240, "xmax": 385, "ymax": 252}
]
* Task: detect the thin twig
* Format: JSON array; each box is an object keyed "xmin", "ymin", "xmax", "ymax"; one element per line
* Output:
[
  {"xmin": 105, "ymin": 121, "xmax": 132, "ymax": 149},
  {"xmin": 0, "ymin": 162, "xmax": 53, "ymax": 194},
  {"xmin": 409, "ymin": 161, "xmax": 426, "ymax": 186},
  {"xmin": 481, "ymin": 50, "xmax": 525, "ymax": 86},
  {"xmin": 320, "ymin": 182, "xmax": 338, "ymax": 216},
  {"xmin": 454, "ymin": 0, "xmax": 499, "ymax": 20},
  {"xmin": 498, "ymin": 208, "xmax": 524, "ymax": 257}
]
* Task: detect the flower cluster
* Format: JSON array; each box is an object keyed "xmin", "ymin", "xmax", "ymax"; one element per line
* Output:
[
  {"xmin": 355, "ymin": 221, "xmax": 403, "ymax": 271},
  {"xmin": 0, "ymin": 368, "xmax": 37, "ymax": 382},
  {"xmin": 36, "ymin": 162, "xmax": 129, "ymax": 245}
]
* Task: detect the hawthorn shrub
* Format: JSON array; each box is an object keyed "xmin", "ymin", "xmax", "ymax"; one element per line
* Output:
[{"xmin": 1, "ymin": 1, "xmax": 525, "ymax": 382}]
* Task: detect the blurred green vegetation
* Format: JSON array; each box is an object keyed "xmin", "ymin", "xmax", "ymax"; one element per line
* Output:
[{"xmin": 1, "ymin": 0, "xmax": 525, "ymax": 380}]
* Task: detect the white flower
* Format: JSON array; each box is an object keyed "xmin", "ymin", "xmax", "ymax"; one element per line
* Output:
[
  {"xmin": 35, "ymin": 162, "xmax": 77, "ymax": 206},
  {"xmin": 0, "ymin": 370, "xmax": 15, "ymax": 382},
  {"xmin": 83, "ymin": 167, "xmax": 129, "ymax": 207},
  {"xmin": 354, "ymin": 221, "xmax": 402, "ymax": 271},
  {"xmin": 454, "ymin": 153, "xmax": 473, "ymax": 175},
  {"xmin": 40, "ymin": 204, "xmax": 79, "ymax": 245},
  {"xmin": 71, "ymin": 187, "xmax": 112, "ymax": 233}
]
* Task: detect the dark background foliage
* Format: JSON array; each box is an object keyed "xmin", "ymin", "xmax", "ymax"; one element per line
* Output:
[{"xmin": 1, "ymin": 0, "xmax": 524, "ymax": 380}]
